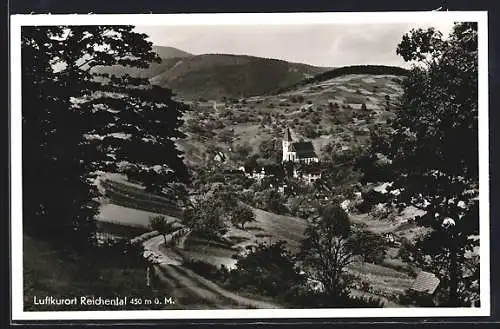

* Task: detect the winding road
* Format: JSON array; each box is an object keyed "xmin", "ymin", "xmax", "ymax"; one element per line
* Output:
[{"xmin": 141, "ymin": 228, "xmax": 281, "ymax": 309}]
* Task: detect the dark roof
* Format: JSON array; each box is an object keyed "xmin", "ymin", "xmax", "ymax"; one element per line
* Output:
[
  {"xmin": 284, "ymin": 127, "xmax": 293, "ymax": 142},
  {"xmin": 410, "ymin": 271, "xmax": 440, "ymax": 294},
  {"xmin": 291, "ymin": 141, "xmax": 317, "ymax": 159}
]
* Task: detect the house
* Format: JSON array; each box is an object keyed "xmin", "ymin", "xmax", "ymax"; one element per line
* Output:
[
  {"xmin": 410, "ymin": 271, "xmax": 440, "ymax": 295},
  {"xmin": 244, "ymin": 168, "xmax": 266, "ymax": 181},
  {"xmin": 213, "ymin": 151, "xmax": 226, "ymax": 163},
  {"xmin": 282, "ymin": 127, "xmax": 319, "ymax": 164},
  {"xmin": 293, "ymin": 169, "xmax": 321, "ymax": 184}
]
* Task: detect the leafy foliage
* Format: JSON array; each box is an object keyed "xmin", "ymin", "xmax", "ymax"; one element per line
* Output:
[
  {"xmin": 181, "ymin": 195, "xmax": 229, "ymax": 239},
  {"xmin": 347, "ymin": 230, "xmax": 389, "ymax": 264},
  {"xmin": 258, "ymin": 138, "xmax": 282, "ymax": 162},
  {"xmin": 22, "ymin": 26, "xmax": 187, "ymax": 251},
  {"xmin": 149, "ymin": 215, "xmax": 175, "ymax": 246},
  {"xmin": 228, "ymin": 241, "xmax": 304, "ymax": 297},
  {"xmin": 231, "ymin": 204, "xmax": 256, "ymax": 229},
  {"xmin": 370, "ymin": 23, "xmax": 479, "ymax": 306}
]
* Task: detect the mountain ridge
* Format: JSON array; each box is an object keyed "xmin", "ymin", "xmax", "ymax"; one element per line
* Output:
[{"xmin": 92, "ymin": 45, "xmax": 331, "ymax": 100}]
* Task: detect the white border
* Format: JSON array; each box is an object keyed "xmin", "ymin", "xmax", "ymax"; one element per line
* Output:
[{"xmin": 10, "ymin": 11, "xmax": 490, "ymax": 321}]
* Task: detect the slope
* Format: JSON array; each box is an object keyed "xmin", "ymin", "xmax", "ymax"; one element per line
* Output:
[
  {"xmin": 179, "ymin": 70, "xmax": 404, "ymax": 167},
  {"xmin": 92, "ymin": 49, "xmax": 331, "ymax": 100}
]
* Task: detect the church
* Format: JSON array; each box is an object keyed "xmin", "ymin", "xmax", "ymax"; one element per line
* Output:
[{"xmin": 282, "ymin": 127, "xmax": 319, "ymax": 164}]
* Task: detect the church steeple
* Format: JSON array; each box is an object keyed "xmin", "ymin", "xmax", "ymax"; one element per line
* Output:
[
  {"xmin": 284, "ymin": 127, "xmax": 293, "ymax": 142},
  {"xmin": 282, "ymin": 127, "xmax": 294, "ymax": 162}
]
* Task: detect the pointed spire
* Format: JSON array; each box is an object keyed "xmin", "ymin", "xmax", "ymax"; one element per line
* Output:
[{"xmin": 284, "ymin": 127, "xmax": 293, "ymax": 142}]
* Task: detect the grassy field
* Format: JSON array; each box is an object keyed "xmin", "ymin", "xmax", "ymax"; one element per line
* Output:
[
  {"xmin": 100, "ymin": 179, "xmax": 181, "ymax": 217},
  {"xmin": 97, "ymin": 202, "xmax": 178, "ymax": 228},
  {"xmin": 175, "ymin": 206, "xmax": 310, "ymax": 269}
]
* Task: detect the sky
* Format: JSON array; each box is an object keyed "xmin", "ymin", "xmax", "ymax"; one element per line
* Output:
[{"xmin": 134, "ymin": 22, "xmax": 455, "ymax": 68}]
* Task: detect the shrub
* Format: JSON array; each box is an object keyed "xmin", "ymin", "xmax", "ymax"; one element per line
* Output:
[
  {"xmin": 231, "ymin": 204, "xmax": 256, "ymax": 229},
  {"xmin": 228, "ymin": 241, "xmax": 303, "ymax": 297},
  {"xmin": 398, "ymin": 289, "xmax": 436, "ymax": 307},
  {"xmin": 183, "ymin": 259, "xmax": 225, "ymax": 282},
  {"xmin": 357, "ymin": 189, "xmax": 388, "ymax": 213}
]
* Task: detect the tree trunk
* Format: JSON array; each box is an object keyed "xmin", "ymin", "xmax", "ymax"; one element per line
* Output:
[{"xmin": 163, "ymin": 234, "xmax": 167, "ymax": 246}]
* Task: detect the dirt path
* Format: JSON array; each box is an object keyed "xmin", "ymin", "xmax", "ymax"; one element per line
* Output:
[
  {"xmin": 143, "ymin": 230, "xmax": 281, "ymax": 309},
  {"xmin": 155, "ymin": 264, "xmax": 281, "ymax": 309},
  {"xmin": 143, "ymin": 235, "xmax": 183, "ymax": 265}
]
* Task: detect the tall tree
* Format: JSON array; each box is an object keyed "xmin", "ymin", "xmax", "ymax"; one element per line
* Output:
[
  {"xmin": 22, "ymin": 26, "xmax": 188, "ymax": 251},
  {"xmin": 300, "ymin": 205, "xmax": 357, "ymax": 298},
  {"xmin": 373, "ymin": 23, "xmax": 479, "ymax": 306}
]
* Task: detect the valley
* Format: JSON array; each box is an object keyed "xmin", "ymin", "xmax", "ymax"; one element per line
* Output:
[{"xmin": 87, "ymin": 48, "xmax": 429, "ymax": 308}]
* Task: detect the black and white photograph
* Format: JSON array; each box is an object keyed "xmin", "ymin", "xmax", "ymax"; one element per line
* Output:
[{"xmin": 10, "ymin": 12, "xmax": 489, "ymax": 320}]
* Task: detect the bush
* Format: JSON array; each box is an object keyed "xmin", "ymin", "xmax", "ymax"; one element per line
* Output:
[
  {"xmin": 183, "ymin": 259, "xmax": 226, "ymax": 282},
  {"xmin": 227, "ymin": 241, "xmax": 303, "ymax": 297},
  {"xmin": 398, "ymin": 289, "xmax": 436, "ymax": 307},
  {"xmin": 369, "ymin": 203, "xmax": 392, "ymax": 220},
  {"xmin": 357, "ymin": 189, "xmax": 388, "ymax": 213}
]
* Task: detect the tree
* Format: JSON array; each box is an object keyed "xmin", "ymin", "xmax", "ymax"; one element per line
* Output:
[
  {"xmin": 22, "ymin": 26, "xmax": 188, "ymax": 252},
  {"xmin": 231, "ymin": 204, "xmax": 256, "ymax": 229},
  {"xmin": 258, "ymin": 139, "xmax": 281, "ymax": 161},
  {"xmin": 232, "ymin": 142, "xmax": 252, "ymax": 162},
  {"xmin": 259, "ymin": 188, "xmax": 288, "ymax": 214},
  {"xmin": 300, "ymin": 205, "xmax": 357, "ymax": 297},
  {"xmin": 181, "ymin": 196, "xmax": 228, "ymax": 239},
  {"xmin": 229, "ymin": 241, "xmax": 304, "ymax": 297},
  {"xmin": 347, "ymin": 230, "xmax": 388, "ymax": 264},
  {"xmin": 149, "ymin": 216, "xmax": 175, "ymax": 246},
  {"xmin": 373, "ymin": 23, "xmax": 479, "ymax": 306}
]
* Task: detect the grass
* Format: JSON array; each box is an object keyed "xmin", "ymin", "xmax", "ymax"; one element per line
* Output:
[
  {"xmin": 96, "ymin": 220, "xmax": 150, "ymax": 238},
  {"xmin": 101, "ymin": 179, "xmax": 181, "ymax": 217},
  {"xmin": 23, "ymin": 234, "xmax": 170, "ymax": 311},
  {"xmin": 97, "ymin": 202, "xmax": 177, "ymax": 228}
]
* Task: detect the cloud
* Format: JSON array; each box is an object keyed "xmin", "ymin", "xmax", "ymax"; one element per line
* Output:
[{"xmin": 134, "ymin": 22, "xmax": 455, "ymax": 68}]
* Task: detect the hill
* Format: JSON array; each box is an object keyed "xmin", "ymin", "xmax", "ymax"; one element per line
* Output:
[
  {"xmin": 91, "ymin": 45, "xmax": 192, "ymax": 81},
  {"xmin": 271, "ymin": 65, "xmax": 408, "ymax": 94},
  {"xmin": 92, "ymin": 48, "xmax": 331, "ymax": 100},
  {"xmin": 152, "ymin": 45, "xmax": 193, "ymax": 59},
  {"xmin": 148, "ymin": 54, "xmax": 330, "ymax": 100},
  {"xmin": 178, "ymin": 71, "xmax": 404, "ymax": 167}
]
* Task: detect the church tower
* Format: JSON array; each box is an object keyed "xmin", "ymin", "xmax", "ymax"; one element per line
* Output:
[{"xmin": 282, "ymin": 127, "xmax": 293, "ymax": 162}]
